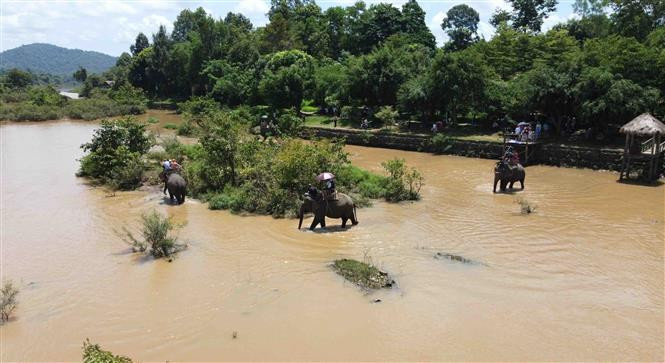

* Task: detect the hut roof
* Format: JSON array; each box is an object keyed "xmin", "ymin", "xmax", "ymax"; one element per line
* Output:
[{"xmin": 619, "ymin": 113, "xmax": 665, "ymax": 136}]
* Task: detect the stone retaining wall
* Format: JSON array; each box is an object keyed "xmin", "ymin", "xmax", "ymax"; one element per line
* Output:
[{"xmin": 300, "ymin": 126, "xmax": 631, "ymax": 172}]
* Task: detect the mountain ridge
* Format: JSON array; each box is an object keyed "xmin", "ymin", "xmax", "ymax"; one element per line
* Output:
[{"xmin": 0, "ymin": 43, "xmax": 117, "ymax": 77}]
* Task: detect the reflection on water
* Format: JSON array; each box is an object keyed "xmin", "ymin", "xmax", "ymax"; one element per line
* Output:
[{"xmin": 1, "ymin": 121, "xmax": 663, "ymax": 361}]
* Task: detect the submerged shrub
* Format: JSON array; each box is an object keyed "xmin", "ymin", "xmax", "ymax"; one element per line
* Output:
[
  {"xmin": 1, "ymin": 280, "xmax": 19, "ymax": 322},
  {"xmin": 516, "ymin": 198, "xmax": 536, "ymax": 214},
  {"xmin": 123, "ymin": 210, "xmax": 186, "ymax": 258},
  {"xmin": 381, "ymin": 158, "xmax": 424, "ymax": 201},
  {"xmin": 82, "ymin": 339, "xmax": 133, "ymax": 363},
  {"xmin": 164, "ymin": 123, "xmax": 177, "ymax": 130}
]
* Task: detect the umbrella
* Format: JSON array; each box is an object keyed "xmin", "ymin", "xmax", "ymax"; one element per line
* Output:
[
  {"xmin": 517, "ymin": 122, "xmax": 530, "ymax": 126},
  {"xmin": 316, "ymin": 172, "xmax": 335, "ymax": 181}
]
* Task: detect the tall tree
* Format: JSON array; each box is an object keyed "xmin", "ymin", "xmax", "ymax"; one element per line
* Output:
[
  {"xmin": 73, "ymin": 67, "xmax": 87, "ymax": 82},
  {"xmin": 573, "ymin": 0, "xmax": 607, "ymax": 17},
  {"xmin": 130, "ymin": 33, "xmax": 149, "ymax": 56},
  {"xmin": 441, "ymin": 5, "xmax": 480, "ymax": 50},
  {"xmin": 401, "ymin": 0, "xmax": 436, "ymax": 49},
  {"xmin": 507, "ymin": 0, "xmax": 558, "ymax": 32},
  {"xmin": 490, "ymin": 8, "xmax": 513, "ymax": 28},
  {"xmin": 259, "ymin": 50, "xmax": 315, "ymax": 111},
  {"xmin": 608, "ymin": 0, "xmax": 665, "ymax": 40}
]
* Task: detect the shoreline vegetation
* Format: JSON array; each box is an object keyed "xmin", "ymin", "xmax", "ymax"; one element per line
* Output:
[{"xmin": 76, "ymin": 112, "xmax": 424, "ymax": 218}]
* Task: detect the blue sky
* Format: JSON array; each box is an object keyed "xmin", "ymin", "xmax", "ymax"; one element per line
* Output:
[{"xmin": 1, "ymin": 0, "xmax": 576, "ymax": 56}]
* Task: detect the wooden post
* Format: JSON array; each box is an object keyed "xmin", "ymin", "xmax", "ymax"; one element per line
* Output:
[
  {"xmin": 648, "ymin": 135, "xmax": 656, "ymax": 181},
  {"xmin": 620, "ymin": 134, "xmax": 630, "ymax": 180}
]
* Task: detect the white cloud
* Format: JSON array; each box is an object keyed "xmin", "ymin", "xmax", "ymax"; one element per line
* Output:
[
  {"xmin": 235, "ymin": 0, "xmax": 270, "ymax": 16},
  {"xmin": 428, "ymin": 11, "xmax": 447, "ymax": 45}
]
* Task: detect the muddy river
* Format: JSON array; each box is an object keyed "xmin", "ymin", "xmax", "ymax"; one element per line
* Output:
[{"xmin": 1, "ymin": 120, "xmax": 663, "ymax": 361}]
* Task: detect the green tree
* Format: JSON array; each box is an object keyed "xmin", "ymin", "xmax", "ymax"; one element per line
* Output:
[
  {"xmin": 259, "ymin": 50, "xmax": 314, "ymax": 111},
  {"xmin": 608, "ymin": 0, "xmax": 665, "ymax": 40},
  {"xmin": 3, "ymin": 68, "xmax": 33, "ymax": 88},
  {"xmin": 401, "ymin": 0, "xmax": 436, "ymax": 49},
  {"xmin": 73, "ymin": 66, "xmax": 87, "ymax": 82},
  {"xmin": 507, "ymin": 0, "xmax": 558, "ymax": 32},
  {"xmin": 200, "ymin": 113, "xmax": 245, "ymax": 187},
  {"xmin": 441, "ymin": 5, "xmax": 480, "ymax": 50},
  {"xmin": 490, "ymin": 9, "xmax": 513, "ymax": 28},
  {"xmin": 130, "ymin": 33, "xmax": 149, "ymax": 56}
]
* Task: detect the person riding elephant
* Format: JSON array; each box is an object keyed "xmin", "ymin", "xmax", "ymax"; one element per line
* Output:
[
  {"xmin": 298, "ymin": 187, "xmax": 358, "ymax": 230},
  {"xmin": 166, "ymin": 172, "xmax": 187, "ymax": 204},
  {"xmin": 493, "ymin": 160, "xmax": 525, "ymax": 193}
]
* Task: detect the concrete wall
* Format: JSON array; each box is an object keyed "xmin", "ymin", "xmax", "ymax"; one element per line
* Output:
[{"xmin": 300, "ymin": 127, "xmax": 629, "ymax": 172}]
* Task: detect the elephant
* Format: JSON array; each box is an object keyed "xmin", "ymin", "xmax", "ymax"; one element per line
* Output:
[
  {"xmin": 298, "ymin": 188, "xmax": 358, "ymax": 230},
  {"xmin": 166, "ymin": 173, "xmax": 187, "ymax": 204},
  {"xmin": 493, "ymin": 160, "xmax": 525, "ymax": 193}
]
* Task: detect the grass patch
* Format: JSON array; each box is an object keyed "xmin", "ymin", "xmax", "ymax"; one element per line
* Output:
[
  {"xmin": 164, "ymin": 123, "xmax": 177, "ymax": 130},
  {"xmin": 332, "ymin": 258, "xmax": 394, "ymax": 290},
  {"xmin": 82, "ymin": 339, "xmax": 133, "ymax": 363},
  {"xmin": 146, "ymin": 117, "xmax": 159, "ymax": 124}
]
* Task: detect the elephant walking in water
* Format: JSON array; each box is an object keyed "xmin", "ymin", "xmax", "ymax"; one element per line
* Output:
[
  {"xmin": 493, "ymin": 161, "xmax": 525, "ymax": 193},
  {"xmin": 166, "ymin": 173, "xmax": 187, "ymax": 204},
  {"xmin": 298, "ymin": 188, "xmax": 358, "ymax": 230}
]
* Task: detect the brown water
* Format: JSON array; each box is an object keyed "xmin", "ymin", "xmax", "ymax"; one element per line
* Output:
[{"xmin": 1, "ymin": 121, "xmax": 663, "ymax": 361}]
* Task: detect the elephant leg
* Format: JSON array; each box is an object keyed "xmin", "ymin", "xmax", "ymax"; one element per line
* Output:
[
  {"xmin": 520, "ymin": 179, "xmax": 525, "ymax": 189},
  {"xmin": 351, "ymin": 208, "xmax": 358, "ymax": 225},
  {"xmin": 163, "ymin": 182, "xmax": 167, "ymax": 194},
  {"xmin": 342, "ymin": 217, "xmax": 347, "ymax": 228},
  {"xmin": 309, "ymin": 218, "xmax": 319, "ymax": 231},
  {"xmin": 181, "ymin": 193, "xmax": 186, "ymax": 203},
  {"xmin": 493, "ymin": 176, "xmax": 499, "ymax": 193},
  {"xmin": 509, "ymin": 181, "xmax": 515, "ymax": 189},
  {"xmin": 500, "ymin": 179, "xmax": 507, "ymax": 191},
  {"xmin": 169, "ymin": 192, "xmax": 175, "ymax": 202}
]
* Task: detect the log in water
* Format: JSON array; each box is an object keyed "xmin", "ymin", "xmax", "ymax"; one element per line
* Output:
[{"xmin": 1, "ymin": 121, "xmax": 663, "ymax": 361}]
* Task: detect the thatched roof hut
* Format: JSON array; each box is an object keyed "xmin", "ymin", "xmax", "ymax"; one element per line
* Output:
[{"xmin": 619, "ymin": 113, "xmax": 665, "ymax": 136}]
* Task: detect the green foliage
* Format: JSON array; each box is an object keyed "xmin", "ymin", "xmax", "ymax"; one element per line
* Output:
[
  {"xmin": 259, "ymin": 50, "xmax": 315, "ymax": 111},
  {"xmin": 73, "ymin": 67, "xmax": 88, "ymax": 82},
  {"xmin": 123, "ymin": 210, "xmax": 186, "ymax": 258},
  {"xmin": 1, "ymin": 280, "xmax": 19, "ymax": 322},
  {"xmin": 2, "ymin": 68, "xmax": 33, "ymax": 88},
  {"xmin": 381, "ymin": 158, "xmax": 423, "ymax": 202},
  {"xmin": 82, "ymin": 339, "xmax": 133, "ymax": 363},
  {"xmin": 375, "ymin": 105, "xmax": 399, "ymax": 125},
  {"xmin": 164, "ymin": 123, "xmax": 177, "ymax": 130},
  {"xmin": 431, "ymin": 134, "xmax": 454, "ymax": 153},
  {"xmin": 177, "ymin": 120, "xmax": 196, "ymax": 136},
  {"xmin": 78, "ymin": 118, "xmax": 152, "ymax": 189},
  {"xmin": 147, "ymin": 117, "xmax": 159, "ymax": 124}
]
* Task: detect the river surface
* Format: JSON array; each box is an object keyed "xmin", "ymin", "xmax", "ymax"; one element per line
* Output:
[{"xmin": 1, "ymin": 120, "xmax": 663, "ymax": 361}]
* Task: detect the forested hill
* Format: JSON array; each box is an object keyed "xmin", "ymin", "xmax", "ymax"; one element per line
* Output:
[{"xmin": 0, "ymin": 43, "xmax": 117, "ymax": 76}]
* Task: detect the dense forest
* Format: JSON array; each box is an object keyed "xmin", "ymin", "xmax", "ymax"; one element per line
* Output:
[
  {"xmin": 0, "ymin": 43, "xmax": 117, "ymax": 77},
  {"xmin": 8, "ymin": 0, "xmax": 665, "ymax": 139}
]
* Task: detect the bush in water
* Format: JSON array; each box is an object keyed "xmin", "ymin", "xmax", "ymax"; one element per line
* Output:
[
  {"xmin": 82, "ymin": 339, "xmax": 133, "ymax": 363},
  {"xmin": 1, "ymin": 280, "xmax": 19, "ymax": 322},
  {"xmin": 516, "ymin": 198, "xmax": 536, "ymax": 214},
  {"xmin": 381, "ymin": 158, "xmax": 424, "ymax": 202},
  {"xmin": 123, "ymin": 210, "xmax": 186, "ymax": 258}
]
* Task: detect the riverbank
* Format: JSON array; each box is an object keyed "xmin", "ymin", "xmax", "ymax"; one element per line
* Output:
[{"xmin": 300, "ymin": 126, "xmax": 650, "ymax": 173}]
